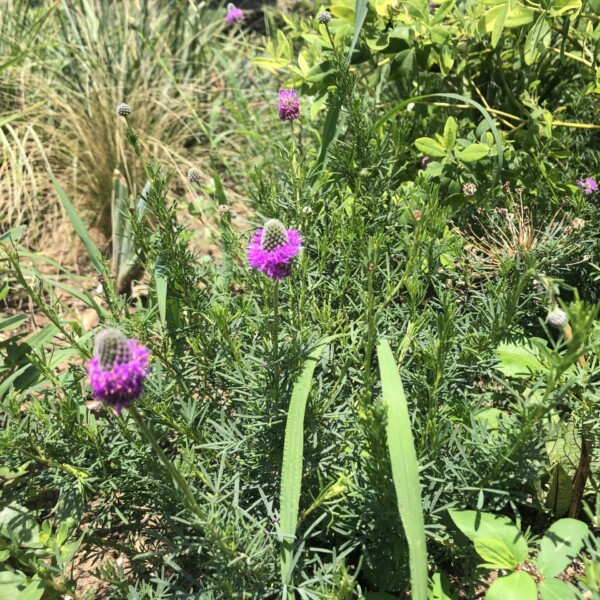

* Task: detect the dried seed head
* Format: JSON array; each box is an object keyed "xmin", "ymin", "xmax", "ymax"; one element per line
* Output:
[
  {"xmin": 261, "ymin": 219, "xmax": 288, "ymax": 252},
  {"xmin": 463, "ymin": 182, "xmax": 478, "ymax": 196},
  {"xmin": 116, "ymin": 102, "xmax": 131, "ymax": 117},
  {"xmin": 187, "ymin": 167, "xmax": 201, "ymax": 183},
  {"xmin": 94, "ymin": 328, "xmax": 132, "ymax": 371},
  {"xmin": 318, "ymin": 11, "xmax": 332, "ymax": 24},
  {"xmin": 546, "ymin": 308, "xmax": 568, "ymax": 330},
  {"xmin": 565, "ymin": 217, "xmax": 585, "ymax": 234}
]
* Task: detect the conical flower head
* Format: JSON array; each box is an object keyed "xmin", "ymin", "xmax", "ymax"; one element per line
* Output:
[
  {"xmin": 547, "ymin": 308, "xmax": 568, "ymax": 329},
  {"xmin": 116, "ymin": 102, "xmax": 131, "ymax": 117},
  {"xmin": 248, "ymin": 219, "xmax": 301, "ymax": 280},
  {"xmin": 94, "ymin": 328, "xmax": 132, "ymax": 370},
  {"xmin": 87, "ymin": 328, "xmax": 150, "ymax": 414},
  {"xmin": 261, "ymin": 219, "xmax": 288, "ymax": 252},
  {"xmin": 187, "ymin": 167, "xmax": 201, "ymax": 183},
  {"xmin": 318, "ymin": 11, "xmax": 332, "ymax": 24},
  {"xmin": 278, "ymin": 89, "xmax": 300, "ymax": 121}
]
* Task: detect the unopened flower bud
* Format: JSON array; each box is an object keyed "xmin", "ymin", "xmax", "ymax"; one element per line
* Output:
[
  {"xmin": 318, "ymin": 11, "xmax": 332, "ymax": 24},
  {"xmin": 116, "ymin": 102, "xmax": 131, "ymax": 117},
  {"xmin": 187, "ymin": 167, "xmax": 201, "ymax": 183},
  {"xmin": 546, "ymin": 308, "xmax": 568, "ymax": 329}
]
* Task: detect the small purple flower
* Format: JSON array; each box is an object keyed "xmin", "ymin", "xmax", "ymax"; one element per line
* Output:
[
  {"xmin": 226, "ymin": 3, "xmax": 244, "ymax": 23},
  {"xmin": 86, "ymin": 328, "xmax": 149, "ymax": 415},
  {"xmin": 278, "ymin": 89, "xmax": 300, "ymax": 121},
  {"xmin": 577, "ymin": 177, "xmax": 598, "ymax": 195},
  {"xmin": 248, "ymin": 219, "xmax": 301, "ymax": 280}
]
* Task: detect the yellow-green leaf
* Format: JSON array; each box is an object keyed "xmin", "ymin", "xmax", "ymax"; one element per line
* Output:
[
  {"xmin": 415, "ymin": 136, "xmax": 447, "ymax": 157},
  {"xmin": 443, "ymin": 117, "xmax": 457, "ymax": 151},
  {"xmin": 456, "ymin": 143, "xmax": 490, "ymax": 162},
  {"xmin": 492, "ymin": 1, "xmax": 509, "ymax": 48}
]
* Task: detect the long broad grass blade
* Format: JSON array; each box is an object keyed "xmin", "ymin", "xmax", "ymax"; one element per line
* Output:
[
  {"xmin": 49, "ymin": 170, "xmax": 105, "ymax": 275},
  {"xmin": 155, "ymin": 260, "xmax": 168, "ymax": 326},
  {"xmin": 280, "ymin": 339, "xmax": 330, "ymax": 586},
  {"xmin": 317, "ymin": 103, "xmax": 341, "ymax": 167},
  {"xmin": 377, "ymin": 338, "xmax": 428, "ymax": 600},
  {"xmin": 346, "ymin": 0, "xmax": 369, "ymax": 67},
  {"xmin": 111, "ymin": 170, "xmax": 128, "ymax": 279}
]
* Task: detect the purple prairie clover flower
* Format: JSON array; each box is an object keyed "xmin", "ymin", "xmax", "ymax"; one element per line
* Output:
[
  {"xmin": 248, "ymin": 218, "xmax": 301, "ymax": 280},
  {"xmin": 226, "ymin": 3, "xmax": 244, "ymax": 23},
  {"xmin": 278, "ymin": 89, "xmax": 300, "ymax": 121},
  {"xmin": 577, "ymin": 177, "xmax": 598, "ymax": 195},
  {"xmin": 86, "ymin": 328, "xmax": 149, "ymax": 415}
]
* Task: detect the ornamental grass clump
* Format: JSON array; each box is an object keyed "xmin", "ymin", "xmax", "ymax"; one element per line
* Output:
[
  {"xmin": 248, "ymin": 218, "xmax": 301, "ymax": 280},
  {"xmin": 87, "ymin": 328, "xmax": 149, "ymax": 414}
]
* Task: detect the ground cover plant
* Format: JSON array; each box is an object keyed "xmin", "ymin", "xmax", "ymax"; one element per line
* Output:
[{"xmin": 1, "ymin": 0, "xmax": 600, "ymax": 598}]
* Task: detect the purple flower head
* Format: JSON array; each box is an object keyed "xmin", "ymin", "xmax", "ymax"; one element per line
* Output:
[
  {"xmin": 278, "ymin": 89, "xmax": 300, "ymax": 121},
  {"xmin": 247, "ymin": 219, "xmax": 301, "ymax": 280},
  {"xmin": 577, "ymin": 177, "xmax": 598, "ymax": 195},
  {"xmin": 226, "ymin": 3, "xmax": 244, "ymax": 23},
  {"xmin": 86, "ymin": 328, "xmax": 149, "ymax": 415}
]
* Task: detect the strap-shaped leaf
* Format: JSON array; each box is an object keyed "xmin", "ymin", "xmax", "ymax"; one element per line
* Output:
[
  {"xmin": 280, "ymin": 339, "xmax": 330, "ymax": 586},
  {"xmin": 49, "ymin": 169, "xmax": 105, "ymax": 275},
  {"xmin": 377, "ymin": 339, "xmax": 428, "ymax": 600},
  {"xmin": 346, "ymin": 0, "xmax": 369, "ymax": 67}
]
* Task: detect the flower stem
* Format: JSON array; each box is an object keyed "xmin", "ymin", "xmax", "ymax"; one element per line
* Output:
[
  {"xmin": 129, "ymin": 405, "xmax": 204, "ymax": 520},
  {"xmin": 273, "ymin": 279, "xmax": 280, "ymax": 396}
]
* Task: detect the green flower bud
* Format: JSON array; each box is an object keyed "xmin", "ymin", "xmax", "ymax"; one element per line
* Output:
[
  {"xmin": 116, "ymin": 102, "xmax": 131, "ymax": 117},
  {"xmin": 94, "ymin": 328, "xmax": 132, "ymax": 371},
  {"xmin": 318, "ymin": 11, "xmax": 332, "ymax": 24},
  {"xmin": 546, "ymin": 308, "xmax": 568, "ymax": 330},
  {"xmin": 261, "ymin": 219, "xmax": 288, "ymax": 252},
  {"xmin": 187, "ymin": 167, "xmax": 201, "ymax": 183}
]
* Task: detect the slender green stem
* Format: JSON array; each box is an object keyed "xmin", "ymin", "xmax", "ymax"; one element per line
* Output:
[
  {"xmin": 125, "ymin": 119, "xmax": 158, "ymax": 195},
  {"xmin": 273, "ymin": 279, "xmax": 280, "ymax": 396},
  {"xmin": 364, "ymin": 260, "xmax": 376, "ymax": 402},
  {"xmin": 129, "ymin": 406, "xmax": 204, "ymax": 520}
]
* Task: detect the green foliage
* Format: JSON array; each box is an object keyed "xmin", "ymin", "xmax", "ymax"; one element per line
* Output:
[
  {"xmin": 1, "ymin": 0, "xmax": 600, "ymax": 597},
  {"xmin": 450, "ymin": 509, "xmax": 589, "ymax": 598},
  {"xmin": 0, "ymin": 502, "xmax": 82, "ymax": 599}
]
